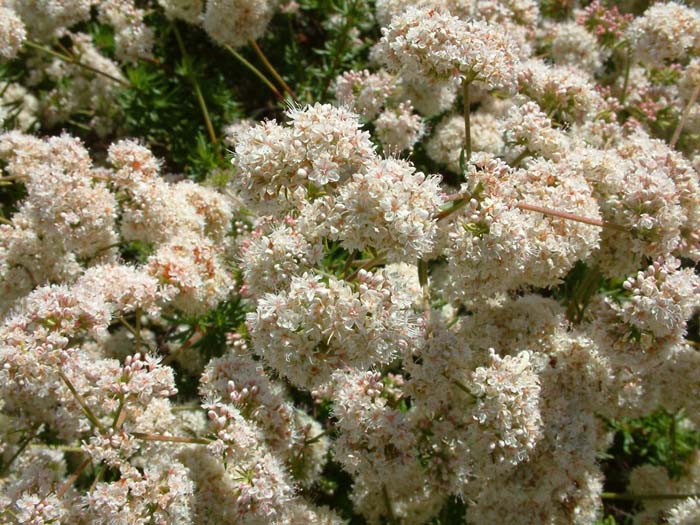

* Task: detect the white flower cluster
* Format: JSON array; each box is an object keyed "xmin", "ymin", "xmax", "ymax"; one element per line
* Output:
[
  {"xmin": 0, "ymin": 7, "xmax": 26, "ymax": 60},
  {"xmin": 468, "ymin": 350, "xmax": 543, "ymax": 472},
  {"xmin": 331, "ymin": 158, "xmax": 443, "ymax": 261},
  {"xmin": 248, "ymin": 270, "xmax": 419, "ymax": 389},
  {"xmin": 233, "ymin": 103, "xmax": 375, "ymax": 212},
  {"xmin": 203, "ymin": 0, "xmax": 277, "ymax": 49},
  {"xmin": 374, "ymin": 6, "xmax": 520, "ymax": 92},
  {"xmin": 627, "ymin": 1, "xmax": 700, "ymax": 66},
  {"xmin": 620, "ymin": 257, "xmax": 700, "ymax": 340},
  {"xmin": 4, "ymin": 1, "xmax": 700, "ymax": 523}
]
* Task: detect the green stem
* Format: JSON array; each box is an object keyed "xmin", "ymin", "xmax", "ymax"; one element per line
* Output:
[
  {"xmin": 172, "ymin": 24, "xmax": 222, "ymax": 160},
  {"xmin": 510, "ymin": 148, "xmax": 530, "ymax": 167},
  {"xmin": 320, "ymin": 0, "xmax": 358, "ymax": 100},
  {"xmin": 29, "ymin": 444, "xmax": 84, "ymax": 453},
  {"xmin": 131, "ymin": 432, "xmax": 211, "ymax": 445},
  {"xmin": 134, "ymin": 308, "xmax": 142, "ymax": 354},
  {"xmin": 451, "ymin": 378, "xmax": 478, "ymax": 400},
  {"xmin": 602, "ymin": 492, "xmax": 700, "ymax": 501},
  {"xmin": 58, "ymin": 370, "xmax": 105, "ymax": 432},
  {"xmin": 225, "ymin": 45, "xmax": 283, "ymax": 100},
  {"xmin": 304, "ymin": 431, "xmax": 328, "ymax": 446},
  {"xmin": 671, "ymin": 81, "xmax": 700, "ymax": 149},
  {"xmin": 620, "ymin": 45, "xmax": 632, "ymax": 105},
  {"xmin": 436, "ymin": 198, "xmax": 469, "ymax": 221},
  {"xmin": 462, "ymin": 80, "xmax": 472, "ymax": 164},
  {"xmin": 341, "ymin": 250, "xmax": 358, "ymax": 278},
  {"xmin": 56, "ymin": 457, "xmax": 92, "ymax": 498},
  {"xmin": 250, "ymin": 40, "xmax": 296, "ymax": 100},
  {"xmin": 24, "ymin": 40, "xmax": 129, "ymax": 87},
  {"xmin": 671, "ymin": 412, "xmax": 678, "ymax": 468},
  {"xmin": 567, "ymin": 264, "xmax": 601, "ymax": 323},
  {"xmin": 1, "ymin": 426, "xmax": 39, "ymax": 474},
  {"xmin": 345, "ymin": 255, "xmax": 384, "ymax": 281},
  {"xmin": 89, "ymin": 464, "xmax": 106, "ymax": 492},
  {"xmin": 382, "ymin": 485, "xmax": 399, "ymax": 525}
]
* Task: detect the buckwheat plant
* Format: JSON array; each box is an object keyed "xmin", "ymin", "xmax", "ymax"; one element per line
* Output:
[{"xmin": 3, "ymin": 1, "xmax": 700, "ymax": 524}]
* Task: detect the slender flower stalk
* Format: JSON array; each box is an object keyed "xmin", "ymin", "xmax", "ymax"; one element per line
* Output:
[
  {"xmin": 463, "ymin": 79, "xmax": 472, "ymax": 164},
  {"xmin": 515, "ymin": 202, "xmax": 627, "ymax": 231},
  {"xmin": 250, "ymin": 40, "xmax": 297, "ymax": 100},
  {"xmin": 620, "ymin": 45, "xmax": 632, "ymax": 105},
  {"xmin": 172, "ymin": 24, "xmax": 223, "ymax": 160},
  {"xmin": 226, "ymin": 45, "xmax": 283, "ymax": 100},
  {"xmin": 56, "ymin": 457, "xmax": 92, "ymax": 498},
  {"xmin": 131, "ymin": 432, "xmax": 211, "ymax": 445},
  {"xmin": 345, "ymin": 255, "xmax": 385, "ymax": 281},
  {"xmin": 24, "ymin": 41, "xmax": 129, "ymax": 87},
  {"xmin": 602, "ymin": 492, "xmax": 700, "ymax": 501},
  {"xmin": 58, "ymin": 370, "xmax": 105, "ymax": 432},
  {"xmin": 670, "ymin": 82, "xmax": 700, "ymax": 148}
]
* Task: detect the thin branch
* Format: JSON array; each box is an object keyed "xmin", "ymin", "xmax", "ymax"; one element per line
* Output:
[
  {"xmin": 304, "ymin": 431, "xmax": 329, "ymax": 446},
  {"xmin": 602, "ymin": 492, "xmax": 700, "ymax": 501},
  {"xmin": 163, "ymin": 328, "xmax": 203, "ymax": 366},
  {"xmin": 134, "ymin": 308, "xmax": 142, "ymax": 354},
  {"xmin": 0, "ymin": 174, "xmax": 29, "ymax": 182},
  {"xmin": 111, "ymin": 395, "xmax": 128, "ymax": 431},
  {"xmin": 516, "ymin": 202, "xmax": 627, "ymax": 231},
  {"xmin": 341, "ymin": 250, "xmax": 359, "ymax": 278},
  {"xmin": 620, "ymin": 45, "xmax": 632, "ymax": 105},
  {"xmin": 320, "ymin": 0, "xmax": 359, "ymax": 100},
  {"xmin": 56, "ymin": 457, "xmax": 92, "ymax": 498},
  {"xmin": 225, "ymin": 45, "xmax": 283, "ymax": 100},
  {"xmin": 345, "ymin": 255, "xmax": 384, "ymax": 281},
  {"xmin": 172, "ymin": 24, "xmax": 222, "ymax": 160},
  {"xmin": 250, "ymin": 40, "xmax": 296, "ymax": 100},
  {"xmin": 24, "ymin": 40, "xmax": 129, "ymax": 87},
  {"xmin": 450, "ymin": 377, "xmax": 478, "ymax": 400},
  {"xmin": 29, "ymin": 444, "xmax": 83, "ymax": 453},
  {"xmin": 1, "ymin": 425, "xmax": 40, "ymax": 474},
  {"xmin": 89, "ymin": 464, "xmax": 106, "ymax": 492},
  {"xmin": 58, "ymin": 370, "xmax": 105, "ymax": 432},
  {"xmin": 382, "ymin": 485, "xmax": 398, "ymax": 525},
  {"xmin": 131, "ymin": 432, "xmax": 211, "ymax": 445},
  {"xmin": 510, "ymin": 148, "xmax": 531, "ymax": 167},
  {"xmin": 671, "ymin": 81, "xmax": 700, "ymax": 149},
  {"xmin": 436, "ymin": 198, "xmax": 470, "ymax": 221},
  {"xmin": 462, "ymin": 80, "xmax": 472, "ymax": 164}
]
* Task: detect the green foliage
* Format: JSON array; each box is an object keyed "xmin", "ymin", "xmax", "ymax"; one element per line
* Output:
[
  {"xmin": 601, "ymin": 411, "xmax": 700, "ymax": 523},
  {"xmin": 604, "ymin": 411, "xmax": 700, "ymax": 479},
  {"xmin": 117, "ymin": 17, "xmax": 242, "ymax": 179}
]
